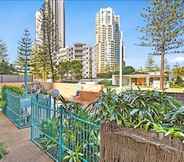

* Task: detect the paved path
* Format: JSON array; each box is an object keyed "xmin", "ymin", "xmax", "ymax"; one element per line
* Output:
[{"xmin": 0, "ymin": 112, "xmax": 53, "ymax": 162}]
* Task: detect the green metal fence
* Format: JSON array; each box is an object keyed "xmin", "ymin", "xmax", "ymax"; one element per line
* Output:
[
  {"xmin": 31, "ymin": 94, "xmax": 100, "ymax": 162},
  {"xmin": 4, "ymin": 90, "xmax": 31, "ymax": 128}
]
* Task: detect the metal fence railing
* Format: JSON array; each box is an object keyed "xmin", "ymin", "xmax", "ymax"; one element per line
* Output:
[
  {"xmin": 4, "ymin": 90, "xmax": 31, "ymax": 128},
  {"xmin": 31, "ymin": 94, "xmax": 100, "ymax": 162}
]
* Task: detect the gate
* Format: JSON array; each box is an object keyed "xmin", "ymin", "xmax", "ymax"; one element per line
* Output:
[
  {"xmin": 4, "ymin": 90, "xmax": 31, "ymax": 128},
  {"xmin": 31, "ymin": 94, "xmax": 100, "ymax": 162}
]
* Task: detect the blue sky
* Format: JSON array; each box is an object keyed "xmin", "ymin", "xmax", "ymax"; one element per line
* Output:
[{"xmin": 0, "ymin": 0, "xmax": 183, "ymax": 68}]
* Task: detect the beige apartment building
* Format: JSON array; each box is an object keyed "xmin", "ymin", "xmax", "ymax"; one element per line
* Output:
[
  {"xmin": 96, "ymin": 7, "xmax": 121, "ymax": 74},
  {"xmin": 57, "ymin": 43, "xmax": 97, "ymax": 79}
]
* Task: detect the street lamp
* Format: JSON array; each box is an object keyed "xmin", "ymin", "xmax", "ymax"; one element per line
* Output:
[
  {"xmin": 24, "ymin": 52, "xmax": 29, "ymax": 95},
  {"xmin": 119, "ymin": 32, "xmax": 123, "ymax": 89}
]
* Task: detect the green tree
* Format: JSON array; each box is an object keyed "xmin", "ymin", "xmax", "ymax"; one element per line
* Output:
[
  {"xmin": 16, "ymin": 29, "xmax": 32, "ymax": 73},
  {"xmin": 58, "ymin": 60, "xmax": 71, "ymax": 80},
  {"xmin": 0, "ymin": 40, "xmax": 17, "ymax": 74},
  {"xmin": 38, "ymin": 1, "xmax": 60, "ymax": 82},
  {"xmin": 0, "ymin": 61, "xmax": 17, "ymax": 74},
  {"xmin": 173, "ymin": 65, "xmax": 184, "ymax": 78},
  {"xmin": 70, "ymin": 60, "xmax": 83, "ymax": 80},
  {"xmin": 122, "ymin": 66, "xmax": 135, "ymax": 74},
  {"xmin": 138, "ymin": 0, "xmax": 184, "ymax": 90},
  {"xmin": 58, "ymin": 60, "xmax": 82, "ymax": 80},
  {"xmin": 30, "ymin": 45, "xmax": 50, "ymax": 81},
  {"xmin": 0, "ymin": 40, "xmax": 7, "ymax": 62},
  {"xmin": 145, "ymin": 55, "xmax": 157, "ymax": 71}
]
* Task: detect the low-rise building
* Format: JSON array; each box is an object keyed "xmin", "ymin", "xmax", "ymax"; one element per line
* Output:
[{"xmin": 112, "ymin": 71, "xmax": 168, "ymax": 89}]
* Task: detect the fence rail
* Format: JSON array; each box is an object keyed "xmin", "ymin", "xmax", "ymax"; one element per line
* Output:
[
  {"xmin": 31, "ymin": 94, "xmax": 100, "ymax": 162},
  {"xmin": 4, "ymin": 90, "xmax": 31, "ymax": 128}
]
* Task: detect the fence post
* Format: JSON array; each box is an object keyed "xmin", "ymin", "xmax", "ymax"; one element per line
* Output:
[
  {"xmin": 100, "ymin": 121, "xmax": 119, "ymax": 162},
  {"xmin": 58, "ymin": 106, "xmax": 64, "ymax": 162},
  {"xmin": 30, "ymin": 95, "xmax": 34, "ymax": 141}
]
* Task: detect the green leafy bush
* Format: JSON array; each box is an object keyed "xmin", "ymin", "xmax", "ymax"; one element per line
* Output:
[
  {"xmin": 1, "ymin": 85, "xmax": 24, "ymax": 110},
  {"xmin": 93, "ymin": 89, "xmax": 184, "ymax": 140},
  {"xmin": 0, "ymin": 143, "xmax": 7, "ymax": 160},
  {"xmin": 98, "ymin": 79, "xmax": 112, "ymax": 87}
]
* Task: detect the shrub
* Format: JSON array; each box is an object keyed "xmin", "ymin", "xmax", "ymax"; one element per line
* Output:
[
  {"xmin": 1, "ymin": 85, "xmax": 24, "ymax": 109},
  {"xmin": 93, "ymin": 89, "xmax": 184, "ymax": 139},
  {"xmin": 0, "ymin": 143, "xmax": 7, "ymax": 160},
  {"xmin": 98, "ymin": 79, "xmax": 112, "ymax": 87},
  {"xmin": 170, "ymin": 76, "xmax": 184, "ymax": 88}
]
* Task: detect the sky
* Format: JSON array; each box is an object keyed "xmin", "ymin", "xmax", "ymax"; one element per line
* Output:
[{"xmin": 0, "ymin": 0, "xmax": 183, "ymax": 68}]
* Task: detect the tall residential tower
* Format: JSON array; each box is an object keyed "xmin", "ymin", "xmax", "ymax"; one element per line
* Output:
[
  {"xmin": 36, "ymin": 0, "xmax": 65, "ymax": 49},
  {"xmin": 96, "ymin": 7, "xmax": 121, "ymax": 73},
  {"xmin": 49, "ymin": 0, "xmax": 65, "ymax": 49}
]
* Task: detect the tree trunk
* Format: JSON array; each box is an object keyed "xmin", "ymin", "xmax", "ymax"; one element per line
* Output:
[{"xmin": 160, "ymin": 53, "xmax": 165, "ymax": 91}]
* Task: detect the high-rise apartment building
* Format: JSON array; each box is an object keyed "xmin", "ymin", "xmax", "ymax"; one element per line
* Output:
[
  {"xmin": 48, "ymin": 0, "xmax": 65, "ymax": 49},
  {"xmin": 35, "ymin": 10, "xmax": 43, "ymax": 45},
  {"xmin": 96, "ymin": 7, "xmax": 121, "ymax": 73},
  {"xmin": 35, "ymin": 0, "xmax": 65, "ymax": 49},
  {"xmin": 57, "ymin": 43, "xmax": 97, "ymax": 79}
]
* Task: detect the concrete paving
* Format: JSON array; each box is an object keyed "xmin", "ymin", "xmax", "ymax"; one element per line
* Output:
[{"xmin": 0, "ymin": 112, "xmax": 53, "ymax": 162}]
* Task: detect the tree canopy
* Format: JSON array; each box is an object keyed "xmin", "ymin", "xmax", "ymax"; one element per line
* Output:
[
  {"xmin": 58, "ymin": 60, "xmax": 82, "ymax": 80},
  {"xmin": 138, "ymin": 0, "xmax": 184, "ymax": 90},
  {"xmin": 0, "ymin": 40, "xmax": 7, "ymax": 62},
  {"xmin": 16, "ymin": 29, "xmax": 32, "ymax": 73}
]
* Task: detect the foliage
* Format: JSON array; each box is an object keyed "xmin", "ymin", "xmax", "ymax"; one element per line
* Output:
[
  {"xmin": 1, "ymin": 85, "xmax": 24, "ymax": 96},
  {"xmin": 170, "ymin": 76, "xmax": 184, "ymax": 88},
  {"xmin": 37, "ymin": 99, "xmax": 99, "ymax": 161},
  {"xmin": 122, "ymin": 66, "xmax": 135, "ymax": 74},
  {"xmin": 30, "ymin": 45, "xmax": 50, "ymax": 81},
  {"xmin": 97, "ymin": 72, "xmax": 112, "ymax": 79},
  {"xmin": 145, "ymin": 55, "xmax": 158, "ymax": 71},
  {"xmin": 0, "ymin": 40, "xmax": 16, "ymax": 74},
  {"xmin": 1, "ymin": 86, "xmax": 24, "ymax": 109},
  {"xmin": 98, "ymin": 79, "xmax": 112, "ymax": 87},
  {"xmin": 0, "ymin": 40, "xmax": 7, "ymax": 62},
  {"xmin": 164, "ymin": 106, "xmax": 184, "ymax": 129},
  {"xmin": 0, "ymin": 60, "xmax": 17, "ymax": 74},
  {"xmin": 93, "ymin": 89, "xmax": 184, "ymax": 140},
  {"xmin": 172, "ymin": 65, "xmax": 184, "ymax": 78},
  {"xmin": 63, "ymin": 145, "xmax": 83, "ymax": 162},
  {"xmin": 70, "ymin": 60, "xmax": 83, "ymax": 80},
  {"xmin": 36, "ymin": 88, "xmax": 184, "ymax": 161},
  {"xmin": 138, "ymin": 0, "xmax": 184, "ymax": 90},
  {"xmin": 0, "ymin": 143, "xmax": 7, "ymax": 160},
  {"xmin": 16, "ymin": 29, "xmax": 32, "ymax": 73},
  {"xmin": 39, "ymin": 118, "xmax": 58, "ymax": 151},
  {"xmin": 0, "ymin": 89, "xmax": 5, "ymax": 110},
  {"xmin": 37, "ymin": 1, "xmax": 60, "ymax": 81},
  {"xmin": 98, "ymin": 66, "xmax": 135, "ymax": 78},
  {"xmin": 58, "ymin": 60, "xmax": 82, "ymax": 80}
]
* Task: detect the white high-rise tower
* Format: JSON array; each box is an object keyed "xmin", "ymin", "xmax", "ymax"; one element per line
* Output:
[
  {"xmin": 49, "ymin": 0, "xmax": 65, "ymax": 48},
  {"xmin": 96, "ymin": 7, "xmax": 121, "ymax": 73},
  {"xmin": 36, "ymin": 0, "xmax": 65, "ymax": 49}
]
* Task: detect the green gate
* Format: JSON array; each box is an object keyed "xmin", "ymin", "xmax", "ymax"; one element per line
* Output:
[
  {"xmin": 4, "ymin": 90, "xmax": 31, "ymax": 128},
  {"xmin": 31, "ymin": 94, "xmax": 100, "ymax": 162}
]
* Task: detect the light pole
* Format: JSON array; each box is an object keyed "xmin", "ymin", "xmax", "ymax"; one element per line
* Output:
[
  {"xmin": 119, "ymin": 32, "xmax": 123, "ymax": 89},
  {"xmin": 24, "ymin": 52, "xmax": 28, "ymax": 95}
]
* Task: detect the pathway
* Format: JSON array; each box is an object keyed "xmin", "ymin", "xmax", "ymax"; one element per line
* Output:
[{"xmin": 0, "ymin": 112, "xmax": 53, "ymax": 162}]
